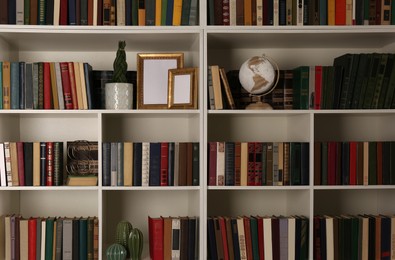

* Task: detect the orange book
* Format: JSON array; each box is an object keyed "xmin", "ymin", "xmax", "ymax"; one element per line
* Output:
[
  {"xmin": 244, "ymin": 0, "xmax": 252, "ymax": 25},
  {"xmin": 138, "ymin": 0, "xmax": 146, "ymax": 25},
  {"xmin": 67, "ymin": 62, "xmax": 78, "ymax": 109},
  {"xmin": 172, "ymin": 0, "xmax": 182, "ymax": 25},
  {"xmin": 2, "ymin": 61, "xmax": 11, "ymax": 109},
  {"xmin": 155, "ymin": 0, "xmax": 161, "ymax": 25}
]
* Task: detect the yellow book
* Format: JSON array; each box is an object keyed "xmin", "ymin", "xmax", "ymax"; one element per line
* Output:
[
  {"xmin": 155, "ymin": 0, "xmax": 162, "ymax": 25},
  {"xmin": 124, "ymin": 142, "xmax": 133, "ymax": 186},
  {"xmin": 67, "ymin": 175, "xmax": 98, "ymax": 186},
  {"xmin": 33, "ymin": 142, "xmax": 41, "ymax": 186},
  {"xmin": 49, "ymin": 63, "xmax": 60, "ymax": 109},
  {"xmin": 327, "ymin": 0, "xmax": 335, "ymax": 25},
  {"xmin": 73, "ymin": 62, "xmax": 83, "ymax": 109},
  {"xmin": 244, "ymin": 0, "xmax": 252, "ymax": 25},
  {"xmin": 172, "ymin": 0, "xmax": 182, "ymax": 25},
  {"xmin": 2, "ymin": 61, "xmax": 11, "ymax": 109},
  {"xmin": 240, "ymin": 142, "xmax": 248, "ymax": 186},
  {"xmin": 211, "ymin": 65, "xmax": 223, "ymax": 110},
  {"xmin": 79, "ymin": 62, "xmax": 88, "ymax": 109}
]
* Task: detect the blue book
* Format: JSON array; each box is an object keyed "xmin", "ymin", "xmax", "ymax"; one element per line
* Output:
[
  {"xmin": 68, "ymin": 0, "xmax": 77, "ymax": 25},
  {"xmin": 79, "ymin": 218, "xmax": 88, "ymax": 260},
  {"xmin": 0, "ymin": 61, "xmax": 2, "ymax": 109},
  {"xmin": 8, "ymin": 0, "xmax": 16, "ymax": 24},
  {"xmin": 102, "ymin": 142, "xmax": 111, "ymax": 186},
  {"xmin": 166, "ymin": 0, "xmax": 174, "ymax": 25},
  {"xmin": 168, "ymin": 142, "xmax": 175, "ymax": 186},
  {"xmin": 207, "ymin": 218, "xmax": 218, "ymax": 260},
  {"xmin": 83, "ymin": 63, "xmax": 93, "ymax": 109},
  {"xmin": 187, "ymin": 217, "xmax": 196, "ymax": 259},
  {"xmin": 149, "ymin": 142, "xmax": 161, "ymax": 186},
  {"xmin": 19, "ymin": 62, "xmax": 25, "ymax": 109},
  {"xmin": 117, "ymin": 142, "xmax": 124, "ymax": 186},
  {"xmin": 126, "ymin": 0, "xmax": 133, "ymax": 25},
  {"xmin": 133, "ymin": 143, "xmax": 142, "ymax": 186},
  {"xmin": 40, "ymin": 142, "xmax": 46, "ymax": 186},
  {"xmin": 10, "ymin": 62, "xmax": 19, "ymax": 109}
]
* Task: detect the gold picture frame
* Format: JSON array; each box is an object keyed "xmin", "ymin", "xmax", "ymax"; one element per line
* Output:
[
  {"xmin": 168, "ymin": 68, "xmax": 198, "ymax": 109},
  {"xmin": 137, "ymin": 53, "xmax": 184, "ymax": 109}
]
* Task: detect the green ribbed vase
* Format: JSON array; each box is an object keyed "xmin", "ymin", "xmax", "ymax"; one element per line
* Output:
[
  {"xmin": 106, "ymin": 243, "xmax": 127, "ymax": 260},
  {"xmin": 128, "ymin": 228, "xmax": 143, "ymax": 260},
  {"xmin": 116, "ymin": 221, "xmax": 133, "ymax": 257}
]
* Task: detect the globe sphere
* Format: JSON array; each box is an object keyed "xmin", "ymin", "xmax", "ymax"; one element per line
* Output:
[{"xmin": 239, "ymin": 55, "xmax": 277, "ymax": 95}]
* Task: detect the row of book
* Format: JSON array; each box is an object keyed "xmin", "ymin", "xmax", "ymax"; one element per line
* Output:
[
  {"xmin": 0, "ymin": 61, "xmax": 94, "ymax": 110},
  {"xmin": 148, "ymin": 216, "xmax": 199, "ymax": 259},
  {"xmin": 102, "ymin": 142, "xmax": 199, "ymax": 186},
  {"xmin": 0, "ymin": 0, "xmax": 199, "ymax": 26},
  {"xmin": 0, "ymin": 142, "xmax": 64, "ymax": 187},
  {"xmin": 313, "ymin": 214, "xmax": 395, "ymax": 260},
  {"xmin": 314, "ymin": 141, "xmax": 395, "ymax": 186},
  {"xmin": 207, "ymin": 215, "xmax": 309, "ymax": 260},
  {"xmin": 0, "ymin": 215, "xmax": 99, "ymax": 260},
  {"xmin": 208, "ymin": 142, "xmax": 309, "ymax": 186},
  {"xmin": 208, "ymin": 0, "xmax": 394, "ymax": 26}
]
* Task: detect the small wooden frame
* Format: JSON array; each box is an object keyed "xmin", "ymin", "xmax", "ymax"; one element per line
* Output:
[
  {"xmin": 137, "ymin": 53, "xmax": 184, "ymax": 109},
  {"xmin": 167, "ymin": 68, "xmax": 198, "ymax": 109}
]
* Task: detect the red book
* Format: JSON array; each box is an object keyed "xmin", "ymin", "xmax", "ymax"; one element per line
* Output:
[
  {"xmin": 349, "ymin": 141, "xmax": 357, "ymax": 185},
  {"xmin": 28, "ymin": 218, "xmax": 37, "ymax": 260},
  {"xmin": 257, "ymin": 216, "xmax": 264, "ymax": 259},
  {"xmin": 16, "ymin": 142, "xmax": 25, "ymax": 186},
  {"xmin": 148, "ymin": 216, "xmax": 164, "ymax": 260},
  {"xmin": 243, "ymin": 216, "xmax": 253, "ymax": 260},
  {"xmin": 254, "ymin": 142, "xmax": 263, "ymax": 185},
  {"xmin": 43, "ymin": 62, "xmax": 52, "ymax": 109},
  {"xmin": 219, "ymin": 217, "xmax": 229, "ymax": 260},
  {"xmin": 377, "ymin": 142, "xmax": 383, "ymax": 185},
  {"xmin": 247, "ymin": 142, "xmax": 255, "ymax": 186},
  {"xmin": 327, "ymin": 142, "xmax": 337, "ymax": 185},
  {"xmin": 314, "ymin": 66, "xmax": 322, "ymax": 109},
  {"xmin": 46, "ymin": 142, "xmax": 54, "ymax": 186},
  {"xmin": 67, "ymin": 62, "xmax": 78, "ymax": 109},
  {"xmin": 160, "ymin": 142, "xmax": 169, "ymax": 186},
  {"xmin": 335, "ymin": 0, "xmax": 346, "ymax": 25},
  {"xmin": 60, "ymin": 62, "xmax": 73, "ymax": 109},
  {"xmin": 209, "ymin": 142, "xmax": 217, "ymax": 186},
  {"xmin": 59, "ymin": 0, "xmax": 68, "ymax": 24},
  {"xmin": 234, "ymin": 142, "xmax": 241, "ymax": 186}
]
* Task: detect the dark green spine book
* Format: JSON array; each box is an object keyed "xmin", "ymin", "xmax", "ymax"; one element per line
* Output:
[
  {"xmin": 384, "ymin": 55, "xmax": 395, "ymax": 108},
  {"xmin": 181, "ymin": 0, "xmax": 191, "ymax": 25},
  {"xmin": 351, "ymin": 53, "xmax": 370, "ymax": 109},
  {"xmin": 250, "ymin": 217, "xmax": 260, "ymax": 260},
  {"xmin": 292, "ymin": 66, "xmax": 310, "ymax": 109},
  {"xmin": 72, "ymin": 218, "xmax": 80, "ymax": 260},
  {"xmin": 24, "ymin": 0, "xmax": 30, "ymax": 24},
  {"xmin": 368, "ymin": 142, "xmax": 377, "ymax": 185},
  {"xmin": 79, "ymin": 218, "xmax": 88, "ymax": 260},
  {"xmin": 161, "ymin": 0, "xmax": 168, "ymax": 24},
  {"xmin": 332, "ymin": 65, "xmax": 344, "ymax": 109},
  {"xmin": 320, "ymin": 66, "xmax": 329, "ymax": 109},
  {"xmin": 300, "ymin": 217, "xmax": 309, "ymax": 260},
  {"xmin": 362, "ymin": 53, "xmax": 381, "ymax": 109},
  {"xmin": 333, "ymin": 53, "xmax": 357, "ymax": 109},
  {"xmin": 350, "ymin": 217, "xmax": 359, "ymax": 260},
  {"xmin": 324, "ymin": 66, "xmax": 336, "ymax": 109},
  {"xmin": 290, "ymin": 142, "xmax": 301, "ymax": 185},
  {"xmin": 371, "ymin": 53, "xmax": 389, "ymax": 108},
  {"xmin": 357, "ymin": 54, "xmax": 374, "ymax": 108},
  {"xmin": 377, "ymin": 54, "xmax": 394, "ymax": 108},
  {"xmin": 132, "ymin": 0, "xmax": 139, "ymax": 25},
  {"xmin": 45, "ymin": 218, "xmax": 55, "ymax": 260},
  {"xmin": 38, "ymin": 0, "xmax": 46, "ymax": 24},
  {"xmin": 301, "ymin": 142, "xmax": 309, "ymax": 185}
]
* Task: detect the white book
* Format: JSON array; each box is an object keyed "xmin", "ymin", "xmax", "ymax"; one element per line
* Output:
[
  {"xmin": 0, "ymin": 143, "xmax": 6, "ymax": 186},
  {"xmin": 171, "ymin": 218, "xmax": 180, "ymax": 260},
  {"xmin": 174, "ymin": 142, "xmax": 180, "ymax": 186},
  {"xmin": 54, "ymin": 63, "xmax": 65, "ymax": 110},
  {"xmin": 288, "ymin": 217, "xmax": 296, "ymax": 260},
  {"xmin": 3, "ymin": 142, "xmax": 12, "ymax": 187},
  {"xmin": 142, "ymin": 142, "xmax": 150, "ymax": 186},
  {"xmin": 296, "ymin": 0, "xmax": 303, "ymax": 25},
  {"xmin": 53, "ymin": 0, "xmax": 60, "ymax": 25},
  {"xmin": 41, "ymin": 220, "xmax": 46, "ymax": 260},
  {"xmin": 237, "ymin": 217, "xmax": 247, "ymax": 260},
  {"xmin": 62, "ymin": 219, "xmax": 73, "ymax": 260},
  {"xmin": 273, "ymin": 0, "xmax": 279, "ymax": 26},
  {"xmin": 216, "ymin": 142, "xmax": 225, "ymax": 186},
  {"xmin": 93, "ymin": 0, "xmax": 98, "ymax": 25},
  {"xmin": 256, "ymin": 0, "xmax": 263, "ymax": 25},
  {"xmin": 263, "ymin": 217, "xmax": 273, "ymax": 260},
  {"xmin": 16, "ymin": 0, "xmax": 24, "ymax": 24},
  {"xmin": 79, "ymin": 62, "xmax": 88, "ymax": 109},
  {"xmin": 117, "ymin": 0, "xmax": 126, "ymax": 25},
  {"xmin": 325, "ymin": 216, "xmax": 334, "ymax": 260}
]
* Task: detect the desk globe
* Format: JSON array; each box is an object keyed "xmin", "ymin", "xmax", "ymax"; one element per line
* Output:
[{"xmin": 239, "ymin": 55, "xmax": 279, "ymax": 109}]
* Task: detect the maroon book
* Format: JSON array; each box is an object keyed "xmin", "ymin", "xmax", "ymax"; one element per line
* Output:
[
  {"xmin": 208, "ymin": 142, "xmax": 217, "ymax": 186},
  {"xmin": 254, "ymin": 142, "xmax": 263, "ymax": 185},
  {"xmin": 43, "ymin": 62, "xmax": 52, "ymax": 109},
  {"xmin": 60, "ymin": 62, "xmax": 74, "ymax": 109},
  {"xmin": 59, "ymin": 0, "xmax": 68, "ymax": 24},
  {"xmin": 247, "ymin": 142, "xmax": 255, "ymax": 186},
  {"xmin": 148, "ymin": 217, "xmax": 164, "ymax": 259},
  {"xmin": 327, "ymin": 141, "xmax": 337, "ymax": 185},
  {"xmin": 46, "ymin": 142, "xmax": 54, "ymax": 186}
]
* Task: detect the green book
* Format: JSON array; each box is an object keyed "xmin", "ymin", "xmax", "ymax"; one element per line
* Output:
[
  {"xmin": 377, "ymin": 54, "xmax": 394, "ymax": 108},
  {"xmin": 79, "ymin": 218, "xmax": 88, "ymax": 260},
  {"xmin": 324, "ymin": 66, "xmax": 335, "ymax": 109},
  {"xmin": 250, "ymin": 217, "xmax": 260, "ymax": 260},
  {"xmin": 181, "ymin": 0, "xmax": 191, "ymax": 25},
  {"xmin": 384, "ymin": 55, "xmax": 395, "ymax": 108},
  {"xmin": 161, "ymin": 0, "xmax": 168, "ymax": 25},
  {"xmin": 351, "ymin": 53, "xmax": 370, "ymax": 109},
  {"xmin": 45, "ymin": 217, "xmax": 55, "ymax": 260},
  {"xmin": 292, "ymin": 66, "xmax": 310, "ymax": 109},
  {"xmin": 371, "ymin": 53, "xmax": 389, "ymax": 108},
  {"xmin": 24, "ymin": 0, "xmax": 30, "ymax": 24},
  {"xmin": 10, "ymin": 62, "xmax": 20, "ymax": 109},
  {"xmin": 368, "ymin": 142, "xmax": 377, "ymax": 185},
  {"xmin": 362, "ymin": 53, "xmax": 381, "ymax": 109},
  {"xmin": 350, "ymin": 216, "xmax": 359, "ymax": 260},
  {"xmin": 132, "ymin": 0, "xmax": 139, "ymax": 25},
  {"xmin": 290, "ymin": 142, "xmax": 301, "ymax": 185},
  {"xmin": 38, "ymin": 0, "xmax": 46, "ymax": 25}
]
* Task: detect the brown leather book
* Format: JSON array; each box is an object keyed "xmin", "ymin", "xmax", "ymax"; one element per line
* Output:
[
  {"xmin": 162, "ymin": 216, "xmax": 172, "ymax": 259},
  {"xmin": 214, "ymin": 217, "xmax": 224, "ymax": 260},
  {"xmin": 271, "ymin": 217, "xmax": 280, "ymax": 260},
  {"xmin": 0, "ymin": 0, "xmax": 8, "ymax": 24},
  {"xmin": 224, "ymin": 217, "xmax": 234, "ymax": 260},
  {"xmin": 180, "ymin": 217, "xmax": 189, "ymax": 260},
  {"xmin": 186, "ymin": 143, "xmax": 193, "ymax": 186},
  {"xmin": 243, "ymin": 216, "xmax": 253, "ymax": 260},
  {"xmin": 2, "ymin": 62, "xmax": 11, "ymax": 109}
]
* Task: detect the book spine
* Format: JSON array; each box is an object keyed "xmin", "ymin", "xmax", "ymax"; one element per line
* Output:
[
  {"xmin": 3, "ymin": 62, "xmax": 11, "ymax": 109},
  {"xmin": 60, "ymin": 62, "xmax": 73, "ymax": 109},
  {"xmin": 149, "ymin": 142, "xmax": 161, "ymax": 186},
  {"xmin": 208, "ymin": 142, "xmax": 217, "ymax": 186},
  {"xmin": 234, "ymin": 142, "xmax": 241, "ymax": 186},
  {"xmin": 142, "ymin": 142, "xmax": 150, "ymax": 186},
  {"xmin": 254, "ymin": 142, "xmax": 263, "ymax": 185},
  {"xmin": 43, "ymin": 62, "xmax": 52, "ymax": 109},
  {"xmin": 46, "ymin": 142, "xmax": 54, "ymax": 186},
  {"xmin": 38, "ymin": 62, "xmax": 44, "ymax": 109},
  {"xmin": 225, "ymin": 142, "xmax": 235, "ymax": 186},
  {"xmin": 102, "ymin": 142, "xmax": 111, "ymax": 186},
  {"xmin": 117, "ymin": 142, "xmax": 124, "ymax": 186},
  {"xmin": 247, "ymin": 142, "xmax": 255, "ymax": 186},
  {"xmin": 168, "ymin": 142, "xmax": 175, "ymax": 186},
  {"xmin": 53, "ymin": 142, "xmax": 63, "ymax": 186},
  {"xmin": 192, "ymin": 142, "xmax": 199, "ymax": 186},
  {"xmin": 19, "ymin": 62, "xmax": 25, "ymax": 109},
  {"xmin": 133, "ymin": 142, "xmax": 142, "ymax": 186},
  {"xmin": 216, "ymin": 142, "xmax": 225, "ymax": 186},
  {"xmin": 160, "ymin": 142, "xmax": 169, "ymax": 186}
]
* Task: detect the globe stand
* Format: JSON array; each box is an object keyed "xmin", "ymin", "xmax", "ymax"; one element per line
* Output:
[{"xmin": 245, "ymin": 95, "xmax": 273, "ymax": 110}]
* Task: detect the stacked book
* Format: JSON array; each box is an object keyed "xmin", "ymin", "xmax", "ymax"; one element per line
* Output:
[
  {"xmin": 314, "ymin": 141, "xmax": 395, "ymax": 186},
  {"xmin": 0, "ymin": 0, "xmax": 199, "ymax": 26},
  {"xmin": 148, "ymin": 216, "xmax": 199, "ymax": 259},
  {"xmin": 207, "ymin": 215, "xmax": 309, "ymax": 259},
  {"xmin": 208, "ymin": 0, "xmax": 393, "ymax": 25},
  {"xmin": 0, "ymin": 61, "xmax": 94, "ymax": 110},
  {"xmin": 208, "ymin": 142, "xmax": 309, "ymax": 186},
  {"xmin": 102, "ymin": 142, "xmax": 200, "ymax": 186},
  {"xmin": 0, "ymin": 215, "xmax": 98, "ymax": 259},
  {"xmin": 314, "ymin": 214, "xmax": 395, "ymax": 259},
  {"xmin": 0, "ymin": 142, "xmax": 63, "ymax": 187}
]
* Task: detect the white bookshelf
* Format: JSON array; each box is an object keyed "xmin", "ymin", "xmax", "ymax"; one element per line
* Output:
[{"xmin": 0, "ymin": 22, "xmax": 394, "ymax": 259}]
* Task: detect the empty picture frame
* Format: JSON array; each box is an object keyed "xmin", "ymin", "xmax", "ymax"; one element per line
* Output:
[
  {"xmin": 168, "ymin": 68, "xmax": 198, "ymax": 109},
  {"xmin": 137, "ymin": 53, "xmax": 184, "ymax": 109}
]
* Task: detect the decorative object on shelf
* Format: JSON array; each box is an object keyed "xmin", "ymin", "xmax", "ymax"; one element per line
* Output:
[
  {"xmin": 106, "ymin": 243, "xmax": 127, "ymax": 260},
  {"xmin": 137, "ymin": 53, "xmax": 184, "ymax": 109},
  {"xmin": 167, "ymin": 67, "xmax": 198, "ymax": 109},
  {"xmin": 128, "ymin": 228, "xmax": 144, "ymax": 260},
  {"xmin": 116, "ymin": 220, "xmax": 133, "ymax": 257},
  {"xmin": 239, "ymin": 54, "xmax": 280, "ymax": 110},
  {"xmin": 105, "ymin": 41, "xmax": 134, "ymax": 109}
]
